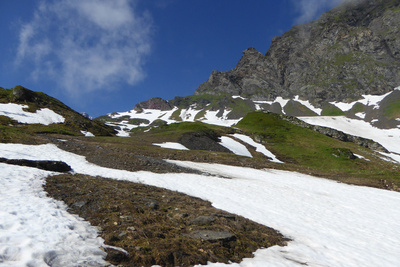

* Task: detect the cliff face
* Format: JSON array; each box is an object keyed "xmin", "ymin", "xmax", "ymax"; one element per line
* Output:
[{"xmin": 195, "ymin": 0, "xmax": 400, "ymax": 104}]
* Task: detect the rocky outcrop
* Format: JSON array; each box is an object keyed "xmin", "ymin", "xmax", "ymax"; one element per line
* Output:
[
  {"xmin": 0, "ymin": 158, "xmax": 72, "ymax": 172},
  {"xmin": 195, "ymin": 0, "xmax": 400, "ymax": 105},
  {"xmin": 134, "ymin": 97, "xmax": 174, "ymax": 112},
  {"xmin": 12, "ymin": 86, "xmax": 38, "ymax": 102},
  {"xmin": 179, "ymin": 132, "xmax": 232, "ymax": 153}
]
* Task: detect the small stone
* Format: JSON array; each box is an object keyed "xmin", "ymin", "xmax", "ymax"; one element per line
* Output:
[
  {"xmin": 127, "ymin": 226, "xmax": 136, "ymax": 231},
  {"xmin": 119, "ymin": 215, "xmax": 134, "ymax": 223},
  {"xmin": 145, "ymin": 199, "xmax": 159, "ymax": 210},
  {"xmin": 189, "ymin": 216, "xmax": 216, "ymax": 225},
  {"xmin": 184, "ymin": 230, "xmax": 236, "ymax": 242},
  {"xmin": 72, "ymin": 201, "xmax": 87, "ymax": 209}
]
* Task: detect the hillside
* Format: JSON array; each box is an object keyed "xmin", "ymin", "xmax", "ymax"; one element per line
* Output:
[
  {"xmin": 1, "ymin": 84, "xmax": 400, "ymax": 266},
  {"xmin": 0, "ymin": 86, "xmax": 116, "ymax": 142}
]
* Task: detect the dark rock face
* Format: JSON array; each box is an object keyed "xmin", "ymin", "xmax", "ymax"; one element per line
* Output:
[
  {"xmin": 0, "ymin": 158, "xmax": 72, "ymax": 172},
  {"xmin": 134, "ymin": 97, "xmax": 174, "ymax": 112},
  {"xmin": 179, "ymin": 132, "xmax": 232, "ymax": 153},
  {"xmin": 195, "ymin": 0, "xmax": 400, "ymax": 104},
  {"xmin": 12, "ymin": 86, "xmax": 37, "ymax": 102}
]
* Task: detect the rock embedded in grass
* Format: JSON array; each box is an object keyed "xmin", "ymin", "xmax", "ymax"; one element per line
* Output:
[{"xmin": 185, "ymin": 230, "xmax": 236, "ymax": 242}]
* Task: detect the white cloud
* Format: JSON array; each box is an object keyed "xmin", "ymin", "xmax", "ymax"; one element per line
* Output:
[
  {"xmin": 16, "ymin": 0, "xmax": 153, "ymax": 97},
  {"xmin": 293, "ymin": 0, "xmax": 344, "ymax": 24}
]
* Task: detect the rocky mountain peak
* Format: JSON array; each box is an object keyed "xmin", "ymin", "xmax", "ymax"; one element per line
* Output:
[
  {"xmin": 134, "ymin": 97, "xmax": 174, "ymax": 112},
  {"xmin": 195, "ymin": 0, "xmax": 400, "ymax": 104}
]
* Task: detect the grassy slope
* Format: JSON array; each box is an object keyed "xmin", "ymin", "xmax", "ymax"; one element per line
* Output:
[
  {"xmin": 235, "ymin": 112, "xmax": 400, "ymax": 188},
  {"xmin": 65, "ymin": 112, "xmax": 400, "ymax": 190}
]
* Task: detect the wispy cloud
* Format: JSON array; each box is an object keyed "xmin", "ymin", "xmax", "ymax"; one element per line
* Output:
[
  {"xmin": 293, "ymin": 0, "xmax": 344, "ymax": 24},
  {"xmin": 16, "ymin": 0, "xmax": 153, "ymax": 97}
]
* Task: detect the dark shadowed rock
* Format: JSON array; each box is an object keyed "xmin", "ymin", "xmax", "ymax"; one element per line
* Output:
[
  {"xmin": 179, "ymin": 132, "xmax": 232, "ymax": 153},
  {"xmin": 12, "ymin": 86, "xmax": 37, "ymax": 102},
  {"xmin": 0, "ymin": 158, "xmax": 72, "ymax": 172}
]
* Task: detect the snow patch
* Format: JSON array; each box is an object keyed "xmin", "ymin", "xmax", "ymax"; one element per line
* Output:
[
  {"xmin": 0, "ymin": 103, "xmax": 65, "ymax": 125},
  {"xmin": 329, "ymin": 90, "xmax": 394, "ymax": 112},
  {"xmin": 231, "ymin": 134, "xmax": 283, "ymax": 163},
  {"xmin": 355, "ymin": 112, "xmax": 366, "ymax": 119},
  {"xmin": 219, "ymin": 136, "xmax": 252, "ymax": 157},
  {"xmin": 200, "ymin": 110, "xmax": 240, "ymax": 127},
  {"xmin": 294, "ymin": 95, "xmax": 322, "ymax": 115},
  {"xmin": 354, "ymin": 154, "xmax": 369, "ymax": 161},
  {"xmin": 232, "ymin": 96, "xmax": 247, "ymax": 100},
  {"xmin": 80, "ymin": 130, "xmax": 95, "ymax": 137},
  {"xmin": 0, "ymin": 163, "xmax": 107, "ymax": 266},
  {"xmin": 299, "ymin": 116, "xmax": 400, "ymax": 163},
  {"xmin": 274, "ymin": 97, "xmax": 290, "ymax": 112},
  {"xmin": 153, "ymin": 142, "xmax": 189, "ymax": 150},
  {"xmin": 1, "ymin": 143, "xmax": 400, "ymax": 267}
]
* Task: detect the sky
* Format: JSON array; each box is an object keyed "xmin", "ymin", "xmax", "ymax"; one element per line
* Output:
[{"xmin": 0, "ymin": 0, "xmax": 343, "ymax": 117}]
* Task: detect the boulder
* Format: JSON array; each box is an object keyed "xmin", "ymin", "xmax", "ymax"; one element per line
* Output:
[{"xmin": 184, "ymin": 230, "xmax": 235, "ymax": 242}]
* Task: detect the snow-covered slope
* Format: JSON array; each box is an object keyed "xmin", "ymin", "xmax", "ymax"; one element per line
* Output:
[
  {"xmin": 1, "ymin": 143, "xmax": 399, "ymax": 266},
  {"xmin": 101, "ymin": 87, "xmax": 400, "ymax": 138},
  {"xmin": 299, "ymin": 116, "xmax": 400, "ymax": 163}
]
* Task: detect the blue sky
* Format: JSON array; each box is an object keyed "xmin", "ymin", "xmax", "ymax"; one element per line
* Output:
[{"xmin": 0, "ymin": 0, "xmax": 342, "ymax": 117}]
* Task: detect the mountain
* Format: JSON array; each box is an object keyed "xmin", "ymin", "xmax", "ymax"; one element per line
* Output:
[
  {"xmin": 196, "ymin": 0, "xmax": 400, "ymax": 103},
  {"xmin": 2, "ymin": 1, "xmax": 400, "ymax": 266},
  {"xmin": 98, "ymin": 0, "xmax": 400, "ymax": 135}
]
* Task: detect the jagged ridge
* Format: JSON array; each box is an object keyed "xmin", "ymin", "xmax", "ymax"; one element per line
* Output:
[{"xmin": 195, "ymin": 0, "xmax": 400, "ymax": 104}]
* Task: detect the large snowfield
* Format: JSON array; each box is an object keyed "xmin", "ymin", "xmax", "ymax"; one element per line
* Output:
[{"xmin": 1, "ymin": 143, "xmax": 400, "ymax": 267}]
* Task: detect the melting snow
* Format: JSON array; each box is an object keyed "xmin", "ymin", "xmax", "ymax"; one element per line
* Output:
[
  {"xmin": 80, "ymin": 131, "xmax": 95, "ymax": 137},
  {"xmin": 232, "ymin": 96, "xmax": 247, "ymax": 100},
  {"xmin": 355, "ymin": 112, "xmax": 366, "ymax": 119},
  {"xmin": 0, "ymin": 163, "xmax": 107, "ymax": 267},
  {"xmin": 1, "ymin": 143, "xmax": 400, "ymax": 266},
  {"xmin": 299, "ymin": 116, "xmax": 400, "ymax": 163},
  {"xmin": 329, "ymin": 91, "xmax": 393, "ymax": 112},
  {"xmin": 201, "ymin": 110, "xmax": 240, "ymax": 127},
  {"xmin": 0, "ymin": 103, "xmax": 65, "ymax": 125},
  {"xmin": 153, "ymin": 142, "xmax": 189, "ymax": 150},
  {"xmin": 219, "ymin": 136, "xmax": 252, "ymax": 157},
  {"xmin": 231, "ymin": 134, "xmax": 283, "ymax": 163},
  {"xmin": 293, "ymin": 96, "xmax": 322, "ymax": 115}
]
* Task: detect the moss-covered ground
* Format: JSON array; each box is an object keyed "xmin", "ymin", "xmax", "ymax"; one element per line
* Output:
[{"xmin": 45, "ymin": 174, "xmax": 288, "ymax": 266}]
